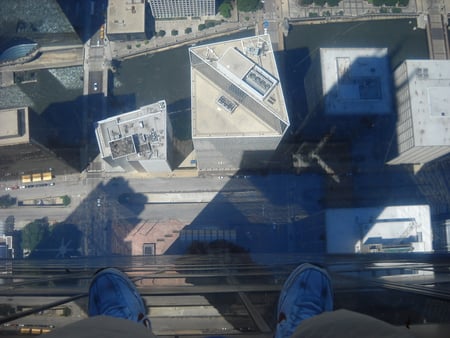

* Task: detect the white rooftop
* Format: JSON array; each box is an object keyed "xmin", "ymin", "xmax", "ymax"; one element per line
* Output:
[
  {"xmin": 325, "ymin": 205, "xmax": 432, "ymax": 254},
  {"xmin": 320, "ymin": 48, "xmax": 392, "ymax": 115},
  {"xmin": 95, "ymin": 101, "xmax": 168, "ymax": 162},
  {"xmin": 0, "ymin": 107, "xmax": 30, "ymax": 146},
  {"xmin": 107, "ymin": 0, "xmax": 145, "ymax": 35},
  {"xmin": 189, "ymin": 35, "xmax": 289, "ymax": 138},
  {"xmin": 401, "ymin": 59, "xmax": 450, "ymax": 146}
]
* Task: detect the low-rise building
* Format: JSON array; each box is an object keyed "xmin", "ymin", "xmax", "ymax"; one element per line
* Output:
[
  {"xmin": 297, "ymin": 205, "xmax": 433, "ymax": 254},
  {"xmin": 107, "ymin": 0, "xmax": 148, "ymax": 41}
]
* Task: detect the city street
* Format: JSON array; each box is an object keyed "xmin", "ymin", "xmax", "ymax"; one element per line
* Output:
[{"xmin": 0, "ymin": 173, "xmax": 323, "ymax": 230}]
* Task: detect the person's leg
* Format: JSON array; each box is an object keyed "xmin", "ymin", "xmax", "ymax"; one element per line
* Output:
[
  {"xmin": 290, "ymin": 309, "xmax": 414, "ymax": 338},
  {"xmin": 275, "ymin": 263, "xmax": 333, "ymax": 338}
]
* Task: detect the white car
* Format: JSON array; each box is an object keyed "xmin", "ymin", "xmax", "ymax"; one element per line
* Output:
[{"xmin": 93, "ymin": 82, "xmax": 98, "ymax": 91}]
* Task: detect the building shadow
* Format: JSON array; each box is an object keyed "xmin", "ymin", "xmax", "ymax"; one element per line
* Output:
[
  {"xmin": 56, "ymin": 0, "xmax": 107, "ymax": 44},
  {"xmin": 19, "ymin": 177, "xmax": 147, "ymax": 259}
]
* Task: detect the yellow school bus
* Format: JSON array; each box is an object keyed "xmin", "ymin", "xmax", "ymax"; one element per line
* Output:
[
  {"xmin": 21, "ymin": 174, "xmax": 32, "ymax": 183},
  {"xmin": 42, "ymin": 172, "xmax": 52, "ymax": 181}
]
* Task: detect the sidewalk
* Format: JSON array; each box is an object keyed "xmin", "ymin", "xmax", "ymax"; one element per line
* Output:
[{"xmin": 107, "ymin": 17, "xmax": 252, "ymax": 60}]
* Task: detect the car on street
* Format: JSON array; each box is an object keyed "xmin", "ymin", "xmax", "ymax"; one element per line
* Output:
[{"xmin": 93, "ymin": 82, "xmax": 98, "ymax": 91}]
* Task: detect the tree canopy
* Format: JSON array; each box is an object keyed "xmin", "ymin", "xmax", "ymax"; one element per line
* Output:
[
  {"xmin": 0, "ymin": 195, "xmax": 16, "ymax": 208},
  {"xmin": 21, "ymin": 218, "xmax": 49, "ymax": 252},
  {"xmin": 219, "ymin": 1, "xmax": 233, "ymax": 18},
  {"xmin": 21, "ymin": 220, "xmax": 82, "ymax": 258},
  {"xmin": 237, "ymin": 0, "xmax": 260, "ymax": 12}
]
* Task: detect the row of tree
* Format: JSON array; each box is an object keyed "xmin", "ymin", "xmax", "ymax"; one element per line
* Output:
[
  {"xmin": 373, "ymin": 0, "xmax": 409, "ymax": 7},
  {"xmin": 300, "ymin": 0, "xmax": 340, "ymax": 6}
]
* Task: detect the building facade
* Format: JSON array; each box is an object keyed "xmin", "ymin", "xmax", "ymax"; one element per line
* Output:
[
  {"xmin": 95, "ymin": 100, "xmax": 173, "ymax": 173},
  {"xmin": 388, "ymin": 60, "xmax": 450, "ymax": 165},
  {"xmin": 0, "ymin": 107, "xmax": 76, "ymax": 178},
  {"xmin": 189, "ymin": 35, "xmax": 290, "ymax": 171},
  {"xmin": 148, "ymin": 0, "xmax": 215, "ymax": 19}
]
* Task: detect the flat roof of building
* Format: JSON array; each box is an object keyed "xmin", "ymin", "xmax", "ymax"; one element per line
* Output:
[
  {"xmin": 0, "ymin": 107, "xmax": 30, "ymax": 146},
  {"xmin": 325, "ymin": 205, "xmax": 432, "ymax": 254},
  {"xmin": 95, "ymin": 100, "xmax": 168, "ymax": 162},
  {"xmin": 401, "ymin": 59, "xmax": 450, "ymax": 146},
  {"xmin": 107, "ymin": 0, "xmax": 145, "ymax": 35},
  {"xmin": 320, "ymin": 48, "xmax": 392, "ymax": 115},
  {"xmin": 190, "ymin": 35, "xmax": 289, "ymax": 138}
]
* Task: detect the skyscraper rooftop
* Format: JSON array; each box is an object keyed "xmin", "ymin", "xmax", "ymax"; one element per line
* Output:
[
  {"xmin": 389, "ymin": 59, "xmax": 450, "ymax": 164},
  {"xmin": 320, "ymin": 48, "xmax": 393, "ymax": 115},
  {"xmin": 190, "ymin": 34, "xmax": 289, "ymax": 139},
  {"xmin": 95, "ymin": 100, "xmax": 172, "ymax": 172}
]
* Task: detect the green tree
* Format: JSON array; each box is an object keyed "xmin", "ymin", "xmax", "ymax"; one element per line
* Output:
[
  {"xmin": 157, "ymin": 30, "xmax": 166, "ymax": 37},
  {"xmin": 185, "ymin": 27, "xmax": 192, "ymax": 34},
  {"xmin": 0, "ymin": 304, "xmax": 15, "ymax": 316},
  {"xmin": 62, "ymin": 195, "xmax": 71, "ymax": 206},
  {"xmin": 0, "ymin": 194, "xmax": 16, "ymax": 208},
  {"xmin": 300, "ymin": 0, "xmax": 314, "ymax": 4},
  {"xmin": 198, "ymin": 23, "xmax": 206, "ymax": 31},
  {"xmin": 171, "ymin": 29, "xmax": 178, "ymax": 36},
  {"xmin": 327, "ymin": 0, "xmax": 340, "ymax": 6},
  {"xmin": 21, "ymin": 218, "xmax": 50, "ymax": 252},
  {"xmin": 219, "ymin": 1, "xmax": 233, "ymax": 18},
  {"xmin": 237, "ymin": 0, "xmax": 260, "ymax": 12},
  {"xmin": 62, "ymin": 307, "xmax": 72, "ymax": 316},
  {"xmin": 5, "ymin": 215, "xmax": 14, "ymax": 233},
  {"xmin": 398, "ymin": 0, "xmax": 408, "ymax": 6},
  {"xmin": 205, "ymin": 20, "xmax": 216, "ymax": 28}
]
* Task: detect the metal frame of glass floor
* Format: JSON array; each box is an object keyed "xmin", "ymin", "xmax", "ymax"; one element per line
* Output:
[{"xmin": 1, "ymin": 253, "xmax": 450, "ymax": 337}]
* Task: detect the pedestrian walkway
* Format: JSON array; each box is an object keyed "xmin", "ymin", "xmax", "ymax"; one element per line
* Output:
[
  {"xmin": 108, "ymin": 19, "xmax": 247, "ymax": 60},
  {"xmin": 287, "ymin": 0, "xmax": 417, "ymax": 19},
  {"xmin": 426, "ymin": 0, "xmax": 450, "ymax": 59}
]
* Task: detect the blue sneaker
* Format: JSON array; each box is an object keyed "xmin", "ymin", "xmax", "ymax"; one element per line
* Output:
[
  {"xmin": 275, "ymin": 263, "xmax": 333, "ymax": 338},
  {"xmin": 88, "ymin": 268, "xmax": 151, "ymax": 329}
]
